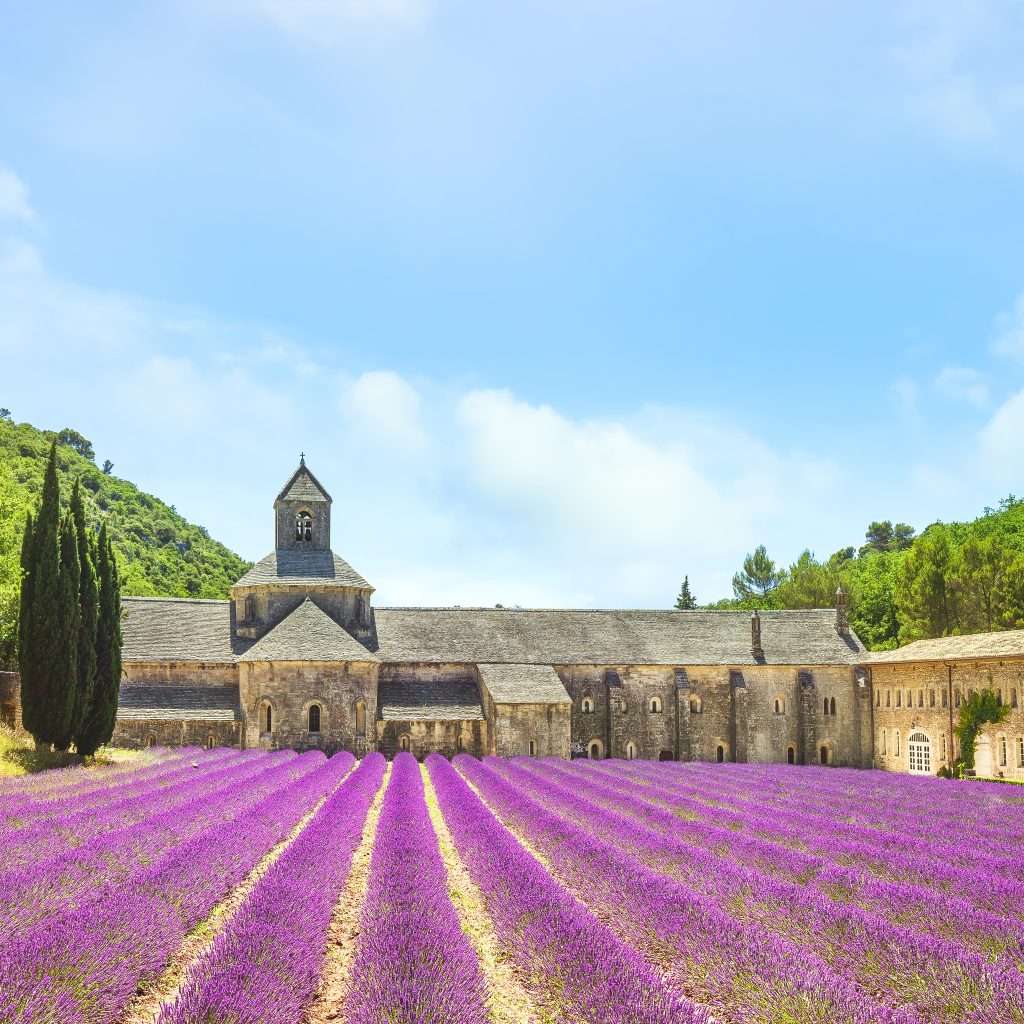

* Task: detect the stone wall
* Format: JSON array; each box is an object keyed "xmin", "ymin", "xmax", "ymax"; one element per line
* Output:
[
  {"xmin": 376, "ymin": 718, "xmax": 488, "ymax": 760},
  {"xmin": 231, "ymin": 587, "xmax": 371, "ymax": 642},
  {"xmin": 122, "ymin": 662, "xmax": 239, "ymax": 687},
  {"xmin": 872, "ymin": 657, "xmax": 1024, "ymax": 779},
  {"xmin": 111, "ymin": 718, "xmax": 241, "ymax": 749},
  {"xmin": 239, "ymin": 659, "xmax": 378, "ymax": 754},
  {"xmin": 489, "ymin": 702, "xmax": 571, "ymax": 758}
]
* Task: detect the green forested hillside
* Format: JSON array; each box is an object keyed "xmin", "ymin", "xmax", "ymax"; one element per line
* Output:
[
  {"xmin": 707, "ymin": 499, "xmax": 1024, "ymax": 650},
  {"xmin": 0, "ymin": 415, "xmax": 251, "ymax": 667}
]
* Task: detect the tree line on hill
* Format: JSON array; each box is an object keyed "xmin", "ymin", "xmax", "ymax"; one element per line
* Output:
[
  {"xmin": 18, "ymin": 444, "xmax": 122, "ymax": 755},
  {"xmin": 677, "ymin": 498, "xmax": 1024, "ymax": 651}
]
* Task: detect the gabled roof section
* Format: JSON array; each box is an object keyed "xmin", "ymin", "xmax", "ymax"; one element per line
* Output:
[
  {"xmin": 869, "ymin": 628, "xmax": 1024, "ymax": 665},
  {"xmin": 478, "ymin": 663, "xmax": 571, "ymax": 704},
  {"xmin": 276, "ymin": 459, "xmax": 332, "ymax": 504},
  {"xmin": 238, "ymin": 597, "xmax": 378, "ymax": 663},
  {"xmin": 122, "ymin": 597, "xmax": 251, "ymax": 663},
  {"xmin": 378, "ymin": 677, "xmax": 485, "ymax": 721},
  {"xmin": 117, "ymin": 684, "xmax": 241, "ymax": 721},
  {"xmin": 234, "ymin": 549, "xmax": 372, "ymax": 590}
]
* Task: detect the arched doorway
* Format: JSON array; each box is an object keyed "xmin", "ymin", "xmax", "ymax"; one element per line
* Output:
[
  {"xmin": 820, "ymin": 744, "xmax": 830, "ymax": 765},
  {"xmin": 786, "ymin": 745, "xmax": 795, "ymax": 764},
  {"xmin": 908, "ymin": 731, "xmax": 932, "ymax": 775},
  {"xmin": 716, "ymin": 744, "xmax": 725, "ymax": 763},
  {"xmin": 624, "ymin": 741, "xmax": 637, "ymax": 761},
  {"xmin": 588, "ymin": 739, "xmax": 604, "ymax": 760},
  {"xmin": 399, "ymin": 734, "xmax": 411, "ymax": 754}
]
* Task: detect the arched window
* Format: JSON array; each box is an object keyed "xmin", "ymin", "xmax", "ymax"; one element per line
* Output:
[
  {"xmin": 941, "ymin": 733, "xmax": 947, "ymax": 761},
  {"xmin": 941, "ymin": 689, "xmax": 948, "ymax": 708},
  {"xmin": 261, "ymin": 702, "xmax": 273, "ymax": 734},
  {"xmin": 1012, "ymin": 688, "xmax": 1019, "ymax": 709},
  {"xmin": 716, "ymin": 744, "xmax": 725, "ymax": 763},
  {"xmin": 774, "ymin": 697, "xmax": 785, "ymax": 715},
  {"xmin": 908, "ymin": 731, "xmax": 931, "ymax": 774},
  {"xmin": 896, "ymin": 690, "xmax": 902, "ymax": 708},
  {"xmin": 308, "ymin": 704, "xmax": 321, "ymax": 733},
  {"xmin": 929, "ymin": 689, "xmax": 936, "ymax": 707},
  {"xmin": 648, "ymin": 696, "xmax": 663, "ymax": 713},
  {"xmin": 690, "ymin": 696, "xmax": 703, "ymax": 715},
  {"xmin": 906, "ymin": 690, "xmax": 912, "ymax": 707},
  {"xmin": 886, "ymin": 689, "xmax": 891, "ymax": 707},
  {"xmin": 206, "ymin": 734, "xmax": 216, "ymax": 750},
  {"xmin": 581, "ymin": 695, "xmax": 594, "ymax": 714},
  {"xmin": 881, "ymin": 729, "xmax": 887, "ymax": 755},
  {"xmin": 355, "ymin": 700, "xmax": 366, "ymax": 737},
  {"xmin": 146, "ymin": 734, "xmax": 157, "ymax": 748},
  {"xmin": 295, "ymin": 510, "xmax": 313, "ymax": 542},
  {"xmin": 820, "ymin": 744, "xmax": 830, "ymax": 765},
  {"xmin": 918, "ymin": 689, "xmax": 924, "ymax": 708},
  {"xmin": 999, "ymin": 734, "xmax": 1008, "ymax": 768},
  {"xmin": 399, "ymin": 734, "xmax": 411, "ymax": 753},
  {"xmin": 895, "ymin": 730, "xmax": 901, "ymax": 757},
  {"xmin": 1017, "ymin": 736, "xmax": 1024, "ymax": 767},
  {"xmin": 587, "ymin": 739, "xmax": 603, "ymax": 760},
  {"xmin": 955, "ymin": 689, "xmax": 961, "ymax": 707},
  {"xmin": 875, "ymin": 689, "xmax": 880, "ymax": 707},
  {"xmin": 786, "ymin": 745, "xmax": 795, "ymax": 765},
  {"xmin": 829, "ymin": 696, "xmax": 836, "ymax": 717},
  {"xmin": 625, "ymin": 741, "xmax": 637, "ymax": 760},
  {"xmin": 823, "ymin": 696, "xmax": 829, "ymax": 715},
  {"xmin": 529, "ymin": 739, "xmax": 538, "ymax": 756}
]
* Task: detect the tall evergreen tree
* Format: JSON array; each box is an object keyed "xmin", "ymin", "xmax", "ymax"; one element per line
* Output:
[
  {"xmin": 52, "ymin": 511, "xmax": 81, "ymax": 751},
  {"xmin": 19, "ymin": 443, "xmax": 64, "ymax": 745},
  {"xmin": 674, "ymin": 576, "xmax": 697, "ymax": 610},
  {"xmin": 17, "ymin": 510, "xmax": 33, "ymax": 687},
  {"xmin": 70, "ymin": 480, "xmax": 98, "ymax": 751},
  {"xmin": 78, "ymin": 524, "xmax": 121, "ymax": 755}
]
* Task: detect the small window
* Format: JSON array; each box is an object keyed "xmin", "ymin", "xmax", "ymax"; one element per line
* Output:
[
  {"xmin": 355, "ymin": 700, "xmax": 366, "ymax": 737},
  {"xmin": 206, "ymin": 734, "xmax": 216, "ymax": 750},
  {"xmin": 648, "ymin": 696, "xmax": 663, "ymax": 714},
  {"xmin": 774, "ymin": 697, "xmax": 785, "ymax": 715},
  {"xmin": 262, "ymin": 703, "xmax": 273, "ymax": 733},
  {"xmin": 823, "ymin": 697, "xmax": 829, "ymax": 716},
  {"xmin": 906, "ymin": 690, "xmax": 912, "ymax": 708},
  {"xmin": 955, "ymin": 689, "xmax": 961, "ymax": 708},
  {"xmin": 1017, "ymin": 736, "xmax": 1024, "ymax": 768},
  {"xmin": 716, "ymin": 744, "xmax": 725, "ymax": 763},
  {"xmin": 999, "ymin": 735, "xmax": 1008, "ymax": 768},
  {"xmin": 918, "ymin": 689, "xmax": 924, "ymax": 708},
  {"xmin": 881, "ymin": 729, "xmax": 887, "ymax": 755},
  {"xmin": 786, "ymin": 746, "xmax": 795, "ymax": 764},
  {"xmin": 581, "ymin": 695, "xmax": 594, "ymax": 714},
  {"xmin": 875, "ymin": 690, "xmax": 880, "ymax": 707},
  {"xmin": 308, "ymin": 704, "xmax": 321, "ymax": 733},
  {"xmin": 929, "ymin": 688, "xmax": 936, "ymax": 708},
  {"xmin": 895, "ymin": 730, "xmax": 901, "ymax": 757},
  {"xmin": 896, "ymin": 690, "xmax": 902, "ymax": 708},
  {"xmin": 146, "ymin": 735, "xmax": 157, "ymax": 748},
  {"xmin": 829, "ymin": 696, "xmax": 836, "ymax": 717},
  {"xmin": 295, "ymin": 510, "xmax": 313, "ymax": 542},
  {"xmin": 690, "ymin": 696, "xmax": 703, "ymax": 715},
  {"xmin": 942, "ymin": 689, "xmax": 948, "ymax": 708},
  {"xmin": 625, "ymin": 741, "xmax": 637, "ymax": 760},
  {"xmin": 886, "ymin": 689, "xmax": 891, "ymax": 708},
  {"xmin": 941, "ymin": 733, "xmax": 947, "ymax": 761},
  {"xmin": 529, "ymin": 739, "xmax": 538, "ymax": 756},
  {"xmin": 399, "ymin": 734, "xmax": 411, "ymax": 753},
  {"xmin": 1012, "ymin": 689, "xmax": 1019, "ymax": 709},
  {"xmin": 588, "ymin": 739, "xmax": 603, "ymax": 760}
]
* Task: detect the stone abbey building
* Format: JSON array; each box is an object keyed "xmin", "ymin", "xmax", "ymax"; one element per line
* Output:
[{"xmin": 111, "ymin": 459, "xmax": 878, "ymax": 766}]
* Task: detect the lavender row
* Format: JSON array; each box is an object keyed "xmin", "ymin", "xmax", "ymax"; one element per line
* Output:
[
  {"xmin": 0, "ymin": 749, "xmax": 275, "ymax": 869},
  {"xmin": 531, "ymin": 757, "xmax": 1022, "ymax": 965},
  {"xmin": 0, "ymin": 750, "xmax": 315, "ymax": 937},
  {"xmin": 0, "ymin": 750, "xmax": 354, "ymax": 1024},
  {"xmin": 157, "ymin": 752, "xmax": 385, "ymax": 1024},
  {"xmin": 427, "ymin": 754, "xmax": 708, "ymax": 1024},
  {"xmin": 492, "ymin": 758, "xmax": 1024, "ymax": 1023},
  {"xmin": 346, "ymin": 753, "xmax": 486, "ymax": 1024}
]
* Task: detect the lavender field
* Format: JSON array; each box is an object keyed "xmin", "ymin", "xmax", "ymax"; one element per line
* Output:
[{"xmin": 2, "ymin": 750, "xmax": 1023, "ymax": 1024}]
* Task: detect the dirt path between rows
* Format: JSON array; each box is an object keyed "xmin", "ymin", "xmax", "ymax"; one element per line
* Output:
[{"xmin": 302, "ymin": 762, "xmax": 391, "ymax": 1024}]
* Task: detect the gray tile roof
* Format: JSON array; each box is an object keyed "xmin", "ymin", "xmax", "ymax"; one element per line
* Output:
[
  {"xmin": 122, "ymin": 598, "xmax": 250, "ymax": 663},
  {"xmin": 276, "ymin": 461, "xmax": 332, "ymax": 504},
  {"xmin": 117, "ymin": 684, "xmax": 241, "ymax": 721},
  {"xmin": 869, "ymin": 629, "xmax": 1024, "ymax": 665},
  {"xmin": 478, "ymin": 663, "xmax": 572, "ymax": 704},
  {"xmin": 378, "ymin": 677, "xmax": 485, "ymax": 721},
  {"xmin": 369, "ymin": 607, "xmax": 865, "ymax": 666},
  {"xmin": 233, "ymin": 549, "xmax": 372, "ymax": 590},
  {"xmin": 238, "ymin": 598, "xmax": 379, "ymax": 663}
]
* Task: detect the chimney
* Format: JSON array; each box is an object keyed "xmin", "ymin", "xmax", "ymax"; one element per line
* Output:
[
  {"xmin": 835, "ymin": 585, "xmax": 849, "ymax": 633},
  {"xmin": 751, "ymin": 609, "xmax": 764, "ymax": 660}
]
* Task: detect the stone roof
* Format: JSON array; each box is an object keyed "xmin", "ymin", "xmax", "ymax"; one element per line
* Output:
[
  {"xmin": 478, "ymin": 663, "xmax": 572, "ymax": 704},
  {"xmin": 234, "ymin": 549, "xmax": 372, "ymax": 590},
  {"xmin": 122, "ymin": 598, "xmax": 250, "ymax": 664},
  {"xmin": 276, "ymin": 461, "xmax": 332, "ymax": 504},
  {"xmin": 238, "ymin": 598, "xmax": 379, "ymax": 663},
  {"xmin": 378, "ymin": 677, "xmax": 485, "ymax": 721},
  {"xmin": 117, "ymin": 684, "xmax": 241, "ymax": 721},
  {"xmin": 121, "ymin": 600, "xmax": 863, "ymax": 667},
  {"xmin": 869, "ymin": 629, "xmax": 1024, "ymax": 665},
  {"xmin": 368, "ymin": 608, "xmax": 865, "ymax": 666}
]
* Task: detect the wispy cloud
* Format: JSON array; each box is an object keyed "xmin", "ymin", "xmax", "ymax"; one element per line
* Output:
[
  {"xmin": 0, "ymin": 166, "xmax": 35, "ymax": 223},
  {"xmin": 934, "ymin": 366, "xmax": 989, "ymax": 407}
]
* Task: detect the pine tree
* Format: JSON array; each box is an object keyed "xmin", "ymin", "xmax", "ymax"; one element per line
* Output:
[
  {"xmin": 79, "ymin": 524, "xmax": 121, "ymax": 755},
  {"xmin": 70, "ymin": 480, "xmax": 98, "ymax": 752},
  {"xmin": 17, "ymin": 511, "xmax": 34, "ymax": 729},
  {"xmin": 674, "ymin": 576, "xmax": 697, "ymax": 610},
  {"xmin": 19, "ymin": 443, "xmax": 64, "ymax": 746},
  {"xmin": 52, "ymin": 511, "xmax": 81, "ymax": 751}
]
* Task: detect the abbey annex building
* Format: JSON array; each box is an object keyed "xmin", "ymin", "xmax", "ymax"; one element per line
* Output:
[{"xmin": 81, "ymin": 460, "xmax": 1021, "ymax": 779}]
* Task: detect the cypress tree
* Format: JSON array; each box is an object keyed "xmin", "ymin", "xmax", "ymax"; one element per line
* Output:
[
  {"xmin": 70, "ymin": 480, "xmax": 98, "ymax": 751},
  {"xmin": 20, "ymin": 443, "xmax": 63, "ymax": 746},
  {"xmin": 17, "ymin": 511, "xmax": 35, "ymax": 734},
  {"xmin": 52, "ymin": 511, "xmax": 81, "ymax": 751},
  {"xmin": 80, "ymin": 524, "xmax": 121, "ymax": 755}
]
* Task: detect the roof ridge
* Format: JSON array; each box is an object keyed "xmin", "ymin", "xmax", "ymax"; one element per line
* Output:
[
  {"xmin": 122, "ymin": 596, "xmax": 230, "ymax": 605},
  {"xmin": 374, "ymin": 606, "xmax": 836, "ymax": 614}
]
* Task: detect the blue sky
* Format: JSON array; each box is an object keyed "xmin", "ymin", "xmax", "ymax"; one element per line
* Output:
[{"xmin": 2, "ymin": 1, "xmax": 1024, "ymax": 607}]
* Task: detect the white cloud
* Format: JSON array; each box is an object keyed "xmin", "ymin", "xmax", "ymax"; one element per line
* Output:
[
  {"xmin": 992, "ymin": 291, "xmax": 1024, "ymax": 360},
  {"xmin": 340, "ymin": 370, "xmax": 427, "ymax": 451},
  {"xmin": 0, "ymin": 167, "xmax": 34, "ymax": 223},
  {"xmin": 934, "ymin": 366, "xmax": 989, "ymax": 407},
  {"xmin": 980, "ymin": 387, "xmax": 1024, "ymax": 479}
]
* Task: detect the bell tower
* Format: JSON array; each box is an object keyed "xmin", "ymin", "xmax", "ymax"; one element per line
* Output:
[{"xmin": 274, "ymin": 455, "xmax": 332, "ymax": 551}]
